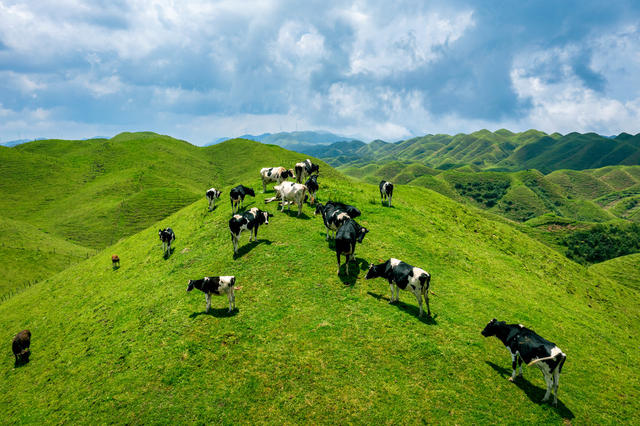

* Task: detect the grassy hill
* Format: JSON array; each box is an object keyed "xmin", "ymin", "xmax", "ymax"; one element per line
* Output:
[
  {"xmin": 314, "ymin": 130, "xmax": 640, "ymax": 173},
  {"xmin": 0, "ymin": 141, "xmax": 638, "ymax": 423},
  {"xmin": 0, "ymin": 216, "xmax": 91, "ymax": 300},
  {"xmin": 589, "ymin": 253, "xmax": 640, "ymax": 291}
]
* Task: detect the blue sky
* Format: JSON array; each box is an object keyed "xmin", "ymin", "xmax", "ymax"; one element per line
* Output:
[{"xmin": 1, "ymin": 0, "xmax": 639, "ymax": 145}]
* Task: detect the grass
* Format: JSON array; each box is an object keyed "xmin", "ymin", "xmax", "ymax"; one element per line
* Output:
[
  {"xmin": 589, "ymin": 253, "xmax": 640, "ymax": 291},
  {"xmin": 0, "ymin": 141, "xmax": 638, "ymax": 423}
]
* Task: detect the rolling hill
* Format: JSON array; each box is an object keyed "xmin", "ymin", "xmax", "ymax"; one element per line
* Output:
[
  {"xmin": 0, "ymin": 140, "xmax": 638, "ymax": 423},
  {"xmin": 313, "ymin": 130, "xmax": 640, "ymax": 172}
]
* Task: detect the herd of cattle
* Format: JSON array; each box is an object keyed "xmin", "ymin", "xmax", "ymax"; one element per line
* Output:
[{"xmin": 10, "ymin": 158, "xmax": 567, "ymax": 408}]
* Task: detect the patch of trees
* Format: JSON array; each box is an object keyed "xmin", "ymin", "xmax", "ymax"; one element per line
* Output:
[
  {"xmin": 564, "ymin": 223, "xmax": 640, "ymax": 264},
  {"xmin": 453, "ymin": 179, "xmax": 511, "ymax": 208}
]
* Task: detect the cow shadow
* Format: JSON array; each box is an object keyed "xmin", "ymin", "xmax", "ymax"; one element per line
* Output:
[
  {"xmin": 233, "ymin": 239, "xmax": 272, "ymax": 259},
  {"xmin": 189, "ymin": 307, "xmax": 239, "ymax": 319},
  {"xmin": 163, "ymin": 247, "xmax": 175, "ymax": 259},
  {"xmin": 366, "ymin": 292, "xmax": 438, "ymax": 324},
  {"xmin": 207, "ymin": 205, "xmax": 218, "ymax": 212},
  {"xmin": 338, "ymin": 257, "xmax": 369, "ymax": 286},
  {"xmin": 281, "ymin": 209, "xmax": 311, "ymax": 220},
  {"xmin": 485, "ymin": 361, "xmax": 574, "ymax": 419},
  {"xmin": 112, "ymin": 265, "xmax": 120, "ymax": 271}
]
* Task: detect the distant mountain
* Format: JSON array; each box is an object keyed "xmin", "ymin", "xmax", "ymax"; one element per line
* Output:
[
  {"xmin": 210, "ymin": 130, "xmax": 354, "ymax": 148},
  {"xmin": 1, "ymin": 138, "xmax": 47, "ymax": 147},
  {"xmin": 311, "ymin": 129, "xmax": 640, "ymax": 173}
]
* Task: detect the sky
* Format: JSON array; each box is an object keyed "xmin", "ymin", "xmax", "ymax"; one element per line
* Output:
[{"xmin": 1, "ymin": 0, "xmax": 640, "ymax": 145}]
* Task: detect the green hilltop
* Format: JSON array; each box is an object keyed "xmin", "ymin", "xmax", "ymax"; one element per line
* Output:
[{"xmin": 0, "ymin": 136, "xmax": 638, "ymax": 423}]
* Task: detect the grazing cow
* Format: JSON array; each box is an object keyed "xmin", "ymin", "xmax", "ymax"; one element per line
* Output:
[
  {"xmin": 365, "ymin": 258, "xmax": 432, "ymax": 317},
  {"xmin": 335, "ymin": 218, "xmax": 369, "ymax": 275},
  {"xmin": 158, "ymin": 228, "xmax": 175, "ymax": 256},
  {"xmin": 324, "ymin": 200, "xmax": 361, "ymax": 219},
  {"xmin": 260, "ymin": 167, "xmax": 294, "ymax": 192},
  {"xmin": 305, "ymin": 175, "xmax": 319, "ymax": 203},
  {"xmin": 111, "ymin": 255, "xmax": 120, "ymax": 268},
  {"xmin": 294, "ymin": 159, "xmax": 320, "ymax": 183},
  {"xmin": 380, "ymin": 180, "xmax": 394, "ymax": 207},
  {"xmin": 230, "ymin": 185, "xmax": 255, "ymax": 214},
  {"xmin": 481, "ymin": 319, "xmax": 567, "ymax": 405},
  {"xmin": 314, "ymin": 202, "xmax": 352, "ymax": 240},
  {"xmin": 206, "ymin": 188, "xmax": 222, "ymax": 211},
  {"xmin": 228, "ymin": 207, "xmax": 270, "ymax": 254},
  {"xmin": 187, "ymin": 276, "xmax": 236, "ymax": 313},
  {"xmin": 12, "ymin": 329, "xmax": 31, "ymax": 364},
  {"xmin": 271, "ymin": 182, "xmax": 307, "ymax": 216}
]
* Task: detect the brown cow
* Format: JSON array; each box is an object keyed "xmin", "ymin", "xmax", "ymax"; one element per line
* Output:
[{"xmin": 12, "ymin": 329, "xmax": 31, "ymax": 365}]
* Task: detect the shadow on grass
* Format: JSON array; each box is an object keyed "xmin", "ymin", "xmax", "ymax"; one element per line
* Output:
[
  {"xmin": 233, "ymin": 239, "xmax": 272, "ymax": 259},
  {"xmin": 112, "ymin": 265, "xmax": 120, "ymax": 271},
  {"xmin": 366, "ymin": 292, "xmax": 438, "ymax": 324},
  {"xmin": 338, "ymin": 257, "xmax": 369, "ymax": 286},
  {"xmin": 485, "ymin": 361, "xmax": 574, "ymax": 419},
  {"xmin": 163, "ymin": 246, "xmax": 175, "ymax": 260},
  {"xmin": 189, "ymin": 307, "xmax": 239, "ymax": 319},
  {"xmin": 207, "ymin": 205, "xmax": 219, "ymax": 212},
  {"xmin": 280, "ymin": 209, "xmax": 311, "ymax": 220}
]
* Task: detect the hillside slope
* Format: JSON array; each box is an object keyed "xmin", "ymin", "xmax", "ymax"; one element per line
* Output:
[
  {"xmin": 1, "ymin": 149, "xmax": 638, "ymax": 423},
  {"xmin": 589, "ymin": 253, "xmax": 640, "ymax": 291}
]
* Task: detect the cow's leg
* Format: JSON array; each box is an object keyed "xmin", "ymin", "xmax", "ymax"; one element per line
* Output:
[
  {"xmin": 206, "ymin": 294, "xmax": 211, "ymax": 313},
  {"xmin": 254, "ymin": 225, "xmax": 259, "ymax": 241},
  {"xmin": 263, "ymin": 179, "xmax": 267, "ymax": 193},
  {"xmin": 227, "ymin": 291, "xmax": 233, "ymax": 312},
  {"xmin": 336, "ymin": 251, "xmax": 341, "ymax": 275},
  {"xmin": 232, "ymin": 288, "xmax": 236, "ymax": 310},
  {"xmin": 232, "ymin": 234, "xmax": 238, "ymax": 254},
  {"xmin": 326, "ymin": 227, "xmax": 330, "ymax": 240},
  {"xmin": 552, "ymin": 368, "xmax": 560, "ymax": 406},
  {"xmin": 541, "ymin": 369, "xmax": 553, "ymax": 402},
  {"xmin": 425, "ymin": 292, "xmax": 431, "ymax": 317},
  {"xmin": 297, "ymin": 201, "xmax": 302, "ymax": 216},
  {"xmin": 389, "ymin": 194, "xmax": 392, "ymax": 207},
  {"xmin": 389, "ymin": 283, "xmax": 395, "ymax": 303},
  {"xmin": 517, "ymin": 356, "xmax": 523, "ymax": 377},
  {"xmin": 509, "ymin": 352, "xmax": 518, "ymax": 381},
  {"xmin": 414, "ymin": 289, "xmax": 423, "ymax": 317}
]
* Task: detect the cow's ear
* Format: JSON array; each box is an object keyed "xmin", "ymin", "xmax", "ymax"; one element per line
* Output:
[{"xmin": 491, "ymin": 318, "xmax": 497, "ymax": 323}]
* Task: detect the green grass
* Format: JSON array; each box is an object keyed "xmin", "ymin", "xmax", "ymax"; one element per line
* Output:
[
  {"xmin": 0, "ymin": 216, "xmax": 91, "ymax": 299},
  {"xmin": 589, "ymin": 253, "xmax": 640, "ymax": 290},
  {"xmin": 0, "ymin": 142, "xmax": 638, "ymax": 423}
]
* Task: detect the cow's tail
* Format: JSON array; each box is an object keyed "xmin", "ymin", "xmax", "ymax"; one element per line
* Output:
[{"xmin": 527, "ymin": 352, "xmax": 564, "ymax": 367}]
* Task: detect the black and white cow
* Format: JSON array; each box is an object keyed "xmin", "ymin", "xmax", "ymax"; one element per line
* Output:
[
  {"xmin": 379, "ymin": 180, "xmax": 394, "ymax": 207},
  {"xmin": 314, "ymin": 202, "xmax": 353, "ymax": 240},
  {"xmin": 187, "ymin": 276, "xmax": 236, "ymax": 313},
  {"xmin": 230, "ymin": 185, "xmax": 255, "ymax": 214},
  {"xmin": 228, "ymin": 207, "xmax": 270, "ymax": 254},
  {"xmin": 260, "ymin": 167, "xmax": 294, "ymax": 193},
  {"xmin": 324, "ymin": 200, "xmax": 361, "ymax": 219},
  {"xmin": 294, "ymin": 159, "xmax": 320, "ymax": 183},
  {"xmin": 305, "ymin": 175, "xmax": 319, "ymax": 203},
  {"xmin": 335, "ymin": 218, "xmax": 368, "ymax": 275},
  {"xmin": 158, "ymin": 228, "xmax": 175, "ymax": 256},
  {"xmin": 481, "ymin": 319, "xmax": 567, "ymax": 405},
  {"xmin": 271, "ymin": 182, "xmax": 307, "ymax": 216},
  {"xmin": 206, "ymin": 188, "xmax": 222, "ymax": 211},
  {"xmin": 365, "ymin": 258, "xmax": 432, "ymax": 317}
]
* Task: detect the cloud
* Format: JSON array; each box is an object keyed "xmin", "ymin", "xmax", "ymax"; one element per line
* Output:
[{"xmin": 1, "ymin": 0, "xmax": 640, "ymax": 144}]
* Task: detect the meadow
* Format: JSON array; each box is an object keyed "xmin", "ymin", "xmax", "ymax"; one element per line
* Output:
[{"xmin": 0, "ymin": 137, "xmax": 638, "ymax": 423}]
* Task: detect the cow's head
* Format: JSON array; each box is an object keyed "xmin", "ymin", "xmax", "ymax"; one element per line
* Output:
[
  {"xmin": 186, "ymin": 280, "xmax": 195, "ymax": 292},
  {"xmin": 282, "ymin": 169, "xmax": 293, "ymax": 179},
  {"xmin": 314, "ymin": 203, "xmax": 324, "ymax": 216},
  {"xmin": 357, "ymin": 226, "xmax": 369, "ymax": 243},
  {"xmin": 245, "ymin": 187, "xmax": 255, "ymax": 197},
  {"xmin": 310, "ymin": 163, "xmax": 320, "ymax": 174},
  {"xmin": 481, "ymin": 318, "xmax": 502, "ymax": 337},
  {"xmin": 261, "ymin": 211, "xmax": 270, "ymax": 225},
  {"xmin": 215, "ymin": 189, "xmax": 222, "ymax": 198},
  {"xmin": 365, "ymin": 263, "xmax": 382, "ymax": 279},
  {"xmin": 158, "ymin": 229, "xmax": 164, "ymax": 239}
]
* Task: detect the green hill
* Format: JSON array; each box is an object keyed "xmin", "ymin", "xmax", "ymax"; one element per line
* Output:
[
  {"xmin": 314, "ymin": 130, "xmax": 640, "ymax": 173},
  {"xmin": 0, "ymin": 216, "xmax": 91, "ymax": 299},
  {"xmin": 0, "ymin": 141, "xmax": 638, "ymax": 423},
  {"xmin": 589, "ymin": 253, "xmax": 640, "ymax": 291}
]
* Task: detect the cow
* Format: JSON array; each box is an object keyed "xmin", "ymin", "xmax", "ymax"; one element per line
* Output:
[
  {"xmin": 230, "ymin": 185, "xmax": 255, "ymax": 214},
  {"xmin": 270, "ymin": 182, "xmax": 307, "ymax": 216},
  {"xmin": 187, "ymin": 276, "xmax": 236, "ymax": 313},
  {"xmin": 305, "ymin": 175, "xmax": 319, "ymax": 204},
  {"xmin": 481, "ymin": 319, "xmax": 567, "ymax": 406},
  {"xmin": 260, "ymin": 167, "xmax": 294, "ymax": 193},
  {"xmin": 206, "ymin": 188, "xmax": 222, "ymax": 211},
  {"xmin": 365, "ymin": 258, "xmax": 432, "ymax": 317},
  {"xmin": 12, "ymin": 329, "xmax": 31, "ymax": 365},
  {"xmin": 158, "ymin": 228, "xmax": 175, "ymax": 256},
  {"xmin": 111, "ymin": 255, "xmax": 120, "ymax": 268},
  {"xmin": 294, "ymin": 159, "xmax": 320, "ymax": 183},
  {"xmin": 314, "ymin": 202, "xmax": 352, "ymax": 240},
  {"xmin": 335, "ymin": 218, "xmax": 368, "ymax": 275},
  {"xmin": 324, "ymin": 200, "xmax": 361, "ymax": 219},
  {"xmin": 228, "ymin": 207, "xmax": 270, "ymax": 254},
  {"xmin": 380, "ymin": 180, "xmax": 394, "ymax": 207}
]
